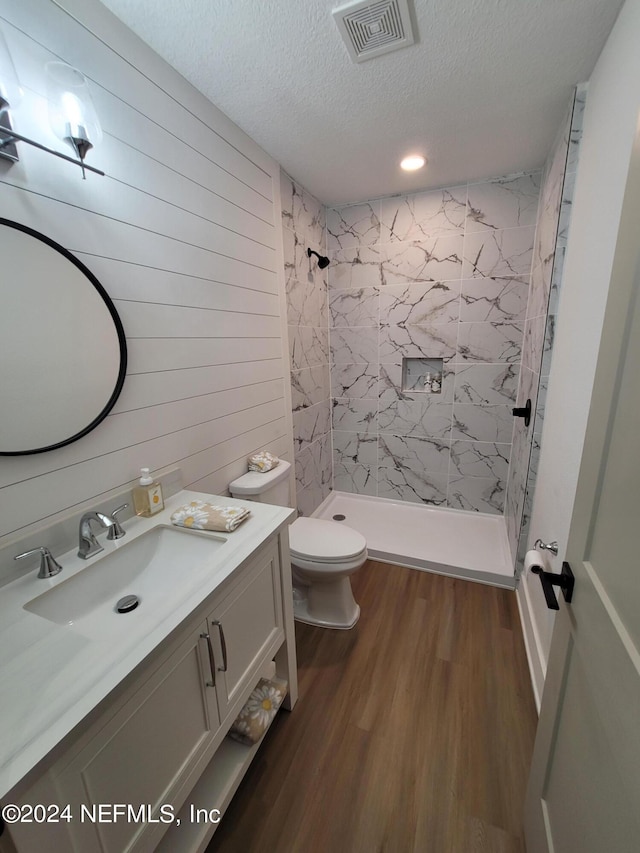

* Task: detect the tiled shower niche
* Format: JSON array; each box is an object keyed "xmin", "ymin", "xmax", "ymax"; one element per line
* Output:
[{"xmin": 402, "ymin": 358, "xmax": 444, "ymax": 394}]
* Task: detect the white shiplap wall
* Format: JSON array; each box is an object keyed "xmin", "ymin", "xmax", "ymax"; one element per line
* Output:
[{"xmin": 0, "ymin": 0, "xmax": 294, "ymax": 546}]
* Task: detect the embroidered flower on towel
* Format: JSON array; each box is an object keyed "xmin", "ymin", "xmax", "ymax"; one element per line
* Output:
[
  {"xmin": 244, "ymin": 683, "xmax": 283, "ymax": 728},
  {"xmin": 170, "ymin": 501, "xmax": 210, "ymax": 529}
]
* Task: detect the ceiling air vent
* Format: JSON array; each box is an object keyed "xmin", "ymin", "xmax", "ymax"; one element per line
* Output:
[{"xmin": 332, "ymin": 0, "xmax": 416, "ymax": 63}]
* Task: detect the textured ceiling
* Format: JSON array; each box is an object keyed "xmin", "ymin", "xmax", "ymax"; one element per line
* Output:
[{"xmin": 98, "ymin": 0, "xmax": 624, "ymax": 206}]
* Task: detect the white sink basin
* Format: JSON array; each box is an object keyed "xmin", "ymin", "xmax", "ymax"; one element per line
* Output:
[{"xmin": 24, "ymin": 525, "xmax": 227, "ymax": 637}]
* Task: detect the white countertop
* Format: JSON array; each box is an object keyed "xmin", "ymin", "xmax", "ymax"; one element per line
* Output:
[{"xmin": 0, "ymin": 491, "xmax": 295, "ymax": 799}]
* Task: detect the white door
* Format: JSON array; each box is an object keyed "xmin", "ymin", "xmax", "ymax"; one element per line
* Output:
[{"xmin": 524, "ymin": 120, "xmax": 640, "ymax": 851}]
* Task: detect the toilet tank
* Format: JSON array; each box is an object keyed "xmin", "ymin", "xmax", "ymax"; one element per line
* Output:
[{"xmin": 228, "ymin": 460, "xmax": 292, "ymax": 506}]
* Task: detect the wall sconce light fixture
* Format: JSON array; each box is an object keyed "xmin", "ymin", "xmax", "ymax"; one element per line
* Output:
[{"xmin": 0, "ymin": 28, "xmax": 104, "ymax": 178}]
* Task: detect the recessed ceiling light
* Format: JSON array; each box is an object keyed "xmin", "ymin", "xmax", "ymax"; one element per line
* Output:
[{"xmin": 400, "ymin": 154, "xmax": 426, "ymax": 171}]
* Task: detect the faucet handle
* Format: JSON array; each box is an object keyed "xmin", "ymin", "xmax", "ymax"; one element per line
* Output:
[
  {"xmin": 15, "ymin": 546, "xmax": 63, "ymax": 579},
  {"xmin": 107, "ymin": 503, "xmax": 129, "ymax": 541}
]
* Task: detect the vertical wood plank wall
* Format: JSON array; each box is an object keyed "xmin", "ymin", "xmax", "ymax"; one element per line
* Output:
[{"xmin": 0, "ymin": 0, "xmax": 294, "ymax": 546}]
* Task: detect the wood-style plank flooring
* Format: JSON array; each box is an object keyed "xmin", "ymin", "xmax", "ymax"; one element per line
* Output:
[{"xmin": 208, "ymin": 561, "xmax": 538, "ymax": 853}]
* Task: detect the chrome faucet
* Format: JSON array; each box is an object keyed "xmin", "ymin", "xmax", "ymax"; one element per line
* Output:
[
  {"xmin": 78, "ymin": 504, "xmax": 129, "ymax": 558},
  {"xmin": 78, "ymin": 511, "xmax": 116, "ymax": 559}
]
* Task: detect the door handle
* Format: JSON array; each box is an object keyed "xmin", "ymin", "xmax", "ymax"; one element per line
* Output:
[{"xmin": 531, "ymin": 561, "xmax": 575, "ymax": 610}]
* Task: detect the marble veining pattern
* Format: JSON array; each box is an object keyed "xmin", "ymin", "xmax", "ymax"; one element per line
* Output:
[
  {"xmin": 377, "ymin": 467, "xmax": 448, "ymax": 506},
  {"xmin": 505, "ymin": 88, "xmax": 585, "ymax": 565},
  {"xmin": 332, "ymin": 431, "xmax": 378, "ymax": 466},
  {"xmin": 448, "ymin": 475, "xmax": 505, "ymax": 514},
  {"xmin": 282, "ymin": 171, "xmax": 330, "ymax": 516},
  {"xmin": 378, "ymin": 399, "xmax": 453, "ymax": 439},
  {"xmin": 521, "ymin": 315, "xmax": 546, "ymax": 373},
  {"xmin": 567, "ymin": 85, "xmax": 587, "ymax": 173},
  {"xmin": 293, "ymin": 400, "xmax": 331, "ymax": 452},
  {"xmin": 332, "ymin": 362, "xmax": 378, "ymax": 399},
  {"xmin": 383, "ymin": 236, "xmax": 464, "ymax": 285},
  {"xmin": 454, "ymin": 364, "xmax": 519, "ymax": 404},
  {"xmin": 379, "ymin": 282, "xmax": 461, "ymax": 326},
  {"xmin": 283, "ymin": 227, "xmax": 327, "ymax": 291},
  {"xmin": 457, "ymin": 321, "xmax": 523, "ymax": 363},
  {"xmin": 378, "ymin": 434, "xmax": 451, "ymax": 475},
  {"xmin": 463, "ymin": 226, "xmax": 535, "ymax": 279},
  {"xmin": 330, "ymin": 287, "xmax": 379, "ymax": 327},
  {"xmin": 449, "ymin": 440, "xmax": 510, "ymax": 480},
  {"xmin": 329, "ymin": 246, "xmax": 386, "ymax": 290},
  {"xmin": 541, "ymin": 314, "xmax": 556, "ymax": 376},
  {"xmin": 330, "ymin": 326, "xmax": 379, "ymax": 365},
  {"xmin": 326, "ymin": 171, "xmax": 541, "ymax": 511},
  {"xmin": 452, "ymin": 404, "xmax": 514, "ymax": 444},
  {"xmin": 287, "ymin": 275, "xmax": 328, "ymax": 328},
  {"xmin": 281, "ymin": 170, "xmax": 325, "ymax": 248},
  {"xmin": 289, "ymin": 325, "xmax": 329, "ymax": 371},
  {"xmin": 333, "ymin": 461, "xmax": 377, "ymax": 496},
  {"xmin": 379, "ymin": 321, "xmax": 458, "ymax": 363},
  {"xmin": 466, "ymin": 173, "xmax": 541, "ymax": 232},
  {"xmin": 291, "ymin": 364, "xmax": 330, "ymax": 412},
  {"xmin": 525, "ymin": 261, "xmax": 549, "ymax": 323},
  {"xmin": 459, "ymin": 276, "xmax": 529, "ymax": 323},
  {"xmin": 332, "ymin": 398, "xmax": 379, "ymax": 434},
  {"xmin": 379, "ymin": 187, "xmax": 467, "ymax": 241},
  {"xmin": 295, "ymin": 432, "xmax": 331, "ymax": 494},
  {"xmin": 327, "ymin": 203, "xmax": 380, "ymax": 250}
]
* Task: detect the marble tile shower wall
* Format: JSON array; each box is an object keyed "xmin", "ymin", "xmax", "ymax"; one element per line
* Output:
[
  {"xmin": 327, "ymin": 174, "xmax": 540, "ymax": 514},
  {"xmin": 281, "ymin": 172, "xmax": 331, "ymax": 516},
  {"xmin": 506, "ymin": 87, "xmax": 586, "ymax": 565}
]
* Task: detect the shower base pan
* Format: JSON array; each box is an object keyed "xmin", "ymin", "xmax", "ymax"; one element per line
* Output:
[{"xmin": 314, "ymin": 491, "xmax": 515, "ymax": 589}]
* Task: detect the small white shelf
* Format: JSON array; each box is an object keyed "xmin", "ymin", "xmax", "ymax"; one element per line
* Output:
[{"xmin": 155, "ymin": 716, "xmax": 279, "ymax": 853}]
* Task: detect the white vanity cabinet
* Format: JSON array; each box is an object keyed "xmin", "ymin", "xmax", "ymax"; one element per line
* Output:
[
  {"xmin": 46, "ymin": 621, "xmax": 222, "ymax": 853},
  {"xmin": 206, "ymin": 537, "xmax": 284, "ymax": 723},
  {"xmin": 3, "ymin": 534, "xmax": 295, "ymax": 853}
]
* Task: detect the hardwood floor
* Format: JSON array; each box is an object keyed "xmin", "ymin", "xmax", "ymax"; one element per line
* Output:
[{"xmin": 208, "ymin": 561, "xmax": 538, "ymax": 853}]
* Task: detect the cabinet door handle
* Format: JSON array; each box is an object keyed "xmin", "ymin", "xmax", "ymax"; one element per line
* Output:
[
  {"xmin": 200, "ymin": 632, "xmax": 216, "ymax": 687},
  {"xmin": 212, "ymin": 620, "xmax": 228, "ymax": 672}
]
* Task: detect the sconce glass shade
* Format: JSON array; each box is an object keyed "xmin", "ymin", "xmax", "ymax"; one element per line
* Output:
[
  {"xmin": 0, "ymin": 27, "xmax": 22, "ymax": 112},
  {"xmin": 46, "ymin": 61, "xmax": 102, "ymax": 161}
]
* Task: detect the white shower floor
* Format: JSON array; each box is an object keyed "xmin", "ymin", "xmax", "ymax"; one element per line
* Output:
[{"xmin": 314, "ymin": 491, "xmax": 515, "ymax": 589}]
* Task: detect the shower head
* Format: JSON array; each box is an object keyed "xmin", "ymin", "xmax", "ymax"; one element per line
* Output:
[{"xmin": 307, "ymin": 248, "xmax": 330, "ymax": 269}]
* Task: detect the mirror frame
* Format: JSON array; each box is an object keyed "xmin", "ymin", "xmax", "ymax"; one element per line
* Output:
[{"xmin": 0, "ymin": 218, "xmax": 128, "ymax": 456}]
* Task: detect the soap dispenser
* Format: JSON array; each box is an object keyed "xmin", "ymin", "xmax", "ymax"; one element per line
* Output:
[{"xmin": 132, "ymin": 468, "xmax": 164, "ymax": 517}]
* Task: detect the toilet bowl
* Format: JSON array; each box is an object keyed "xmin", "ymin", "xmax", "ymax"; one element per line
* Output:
[
  {"xmin": 228, "ymin": 462, "xmax": 367, "ymax": 629},
  {"xmin": 288, "ymin": 517, "xmax": 367, "ymax": 629}
]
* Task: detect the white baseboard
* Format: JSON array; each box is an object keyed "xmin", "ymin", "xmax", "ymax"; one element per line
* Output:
[{"xmin": 515, "ymin": 577, "xmax": 547, "ymax": 713}]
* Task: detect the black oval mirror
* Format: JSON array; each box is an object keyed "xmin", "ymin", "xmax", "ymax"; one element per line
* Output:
[{"xmin": 0, "ymin": 219, "xmax": 127, "ymax": 455}]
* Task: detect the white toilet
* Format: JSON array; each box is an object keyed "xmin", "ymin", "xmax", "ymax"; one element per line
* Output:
[{"xmin": 229, "ymin": 462, "xmax": 367, "ymax": 629}]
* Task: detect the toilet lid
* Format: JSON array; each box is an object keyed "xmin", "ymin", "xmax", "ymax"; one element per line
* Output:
[{"xmin": 289, "ymin": 518, "xmax": 367, "ymax": 562}]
